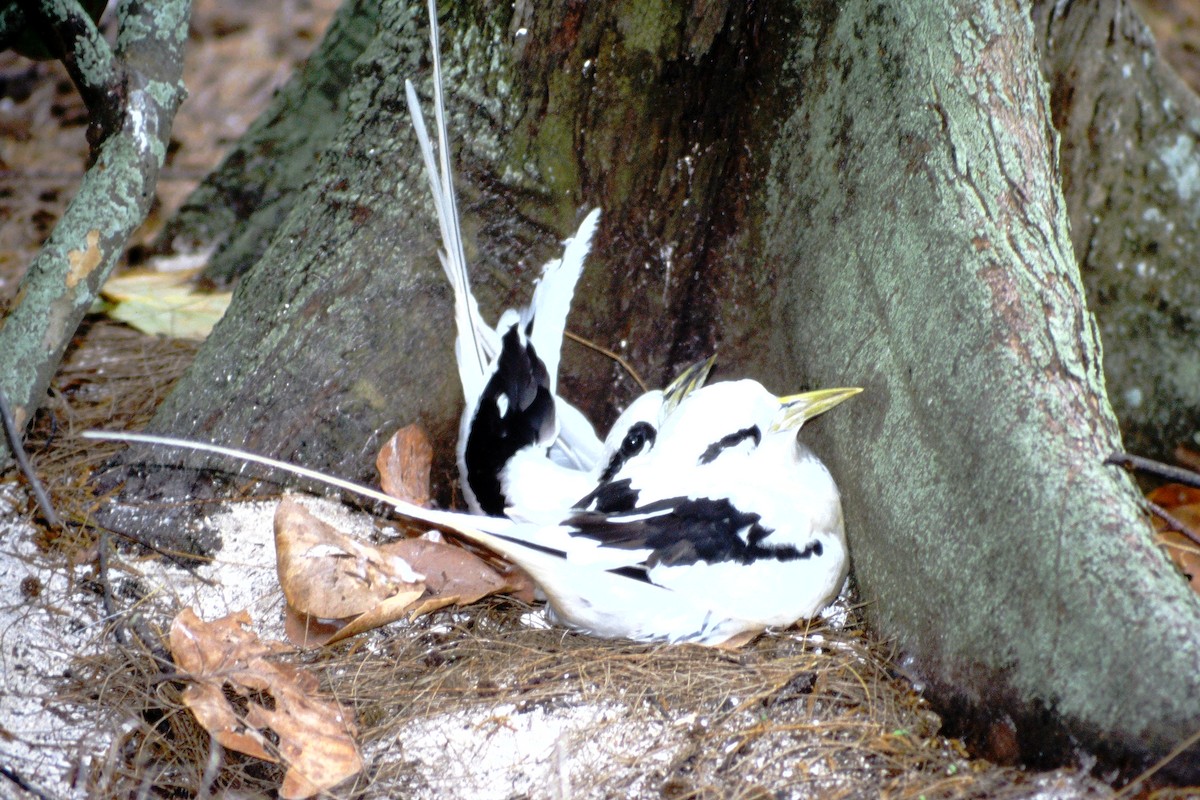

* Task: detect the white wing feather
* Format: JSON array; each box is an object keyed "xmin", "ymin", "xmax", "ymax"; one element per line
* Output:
[{"xmin": 525, "ymin": 208, "xmax": 601, "ymax": 394}]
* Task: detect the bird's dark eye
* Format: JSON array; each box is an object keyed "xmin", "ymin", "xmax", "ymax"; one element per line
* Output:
[
  {"xmin": 599, "ymin": 421, "xmax": 657, "ymax": 482},
  {"xmin": 621, "ymin": 422, "xmax": 656, "ymax": 457}
]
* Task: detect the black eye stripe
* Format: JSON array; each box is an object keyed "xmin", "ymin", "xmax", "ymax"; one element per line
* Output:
[
  {"xmin": 599, "ymin": 421, "xmax": 657, "ymax": 482},
  {"xmin": 698, "ymin": 425, "xmax": 761, "ymax": 465}
]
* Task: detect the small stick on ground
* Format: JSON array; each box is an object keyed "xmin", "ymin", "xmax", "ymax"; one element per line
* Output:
[
  {"xmin": 0, "ymin": 387, "xmax": 62, "ymax": 529},
  {"xmin": 1106, "ymin": 451, "xmax": 1200, "ymax": 547},
  {"xmin": 1106, "ymin": 451, "xmax": 1200, "ymax": 489},
  {"xmin": 565, "ymin": 330, "xmax": 648, "ymax": 392},
  {"xmin": 0, "ymin": 764, "xmax": 55, "ymax": 800},
  {"xmin": 1144, "ymin": 500, "xmax": 1200, "ymax": 548}
]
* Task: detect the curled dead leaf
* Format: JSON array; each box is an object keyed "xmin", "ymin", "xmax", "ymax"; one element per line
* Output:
[
  {"xmin": 390, "ymin": 535, "xmax": 532, "ymax": 616},
  {"xmin": 167, "ymin": 608, "xmax": 362, "ymax": 799},
  {"xmin": 275, "ymin": 496, "xmax": 425, "ymax": 620},
  {"xmin": 376, "ymin": 424, "xmax": 433, "ymax": 506},
  {"xmin": 275, "ymin": 497, "xmax": 536, "ymax": 646}
]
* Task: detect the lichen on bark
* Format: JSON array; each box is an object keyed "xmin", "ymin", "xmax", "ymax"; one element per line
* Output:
[{"xmin": 760, "ymin": 0, "xmax": 1200, "ymax": 779}]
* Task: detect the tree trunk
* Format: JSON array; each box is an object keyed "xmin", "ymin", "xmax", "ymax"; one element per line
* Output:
[
  {"xmin": 755, "ymin": 0, "xmax": 1200, "ymax": 780},
  {"xmin": 96, "ymin": 0, "xmax": 771, "ymax": 544},
  {"xmin": 1036, "ymin": 1, "xmax": 1200, "ymax": 463},
  {"xmin": 98, "ymin": 0, "xmax": 1200, "ymax": 781},
  {"xmin": 152, "ymin": 0, "xmax": 380, "ymax": 287}
]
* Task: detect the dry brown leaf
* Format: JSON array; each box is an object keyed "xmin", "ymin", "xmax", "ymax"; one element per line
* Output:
[
  {"xmin": 376, "ymin": 424, "xmax": 433, "ymax": 506},
  {"xmin": 283, "ymin": 607, "xmax": 347, "ymax": 649},
  {"xmin": 289, "ymin": 583, "xmax": 434, "ymax": 648},
  {"xmin": 1156, "ymin": 531, "xmax": 1200, "ymax": 593},
  {"xmin": 275, "ymin": 496, "xmax": 426, "ymax": 620},
  {"xmin": 167, "ymin": 608, "xmax": 362, "ymax": 798},
  {"xmin": 1147, "ymin": 483, "xmax": 1200, "ymax": 510},
  {"xmin": 391, "ymin": 536, "xmax": 529, "ymax": 616},
  {"xmin": 283, "ymin": 537, "xmax": 536, "ymax": 646},
  {"xmin": 275, "ymin": 497, "xmax": 534, "ymax": 646},
  {"xmin": 1145, "ymin": 484, "xmax": 1200, "ymax": 593}
]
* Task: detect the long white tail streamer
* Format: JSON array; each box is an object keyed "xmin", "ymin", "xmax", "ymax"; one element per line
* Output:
[{"xmin": 81, "ymin": 430, "xmax": 512, "ymax": 536}]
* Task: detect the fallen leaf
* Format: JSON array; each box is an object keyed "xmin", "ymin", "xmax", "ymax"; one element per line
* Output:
[
  {"xmin": 393, "ymin": 535, "xmax": 531, "ymax": 615},
  {"xmin": 376, "ymin": 424, "xmax": 433, "ymax": 506},
  {"xmin": 1147, "ymin": 483, "xmax": 1200, "ymax": 510},
  {"xmin": 1156, "ymin": 531, "xmax": 1200, "ymax": 593},
  {"xmin": 1145, "ymin": 484, "xmax": 1200, "ymax": 594},
  {"xmin": 275, "ymin": 496, "xmax": 425, "ymax": 621},
  {"xmin": 99, "ymin": 267, "xmax": 231, "ymax": 339},
  {"xmin": 275, "ymin": 498, "xmax": 534, "ymax": 646},
  {"xmin": 168, "ymin": 608, "xmax": 362, "ymax": 798}
]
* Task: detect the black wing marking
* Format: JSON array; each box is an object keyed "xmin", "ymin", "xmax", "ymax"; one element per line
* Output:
[
  {"xmin": 698, "ymin": 425, "xmax": 761, "ymax": 465},
  {"xmin": 573, "ymin": 477, "xmax": 641, "ymax": 513},
  {"xmin": 465, "ymin": 323, "xmax": 556, "ymax": 515},
  {"xmin": 598, "ymin": 421, "xmax": 656, "ymax": 482},
  {"xmin": 565, "ymin": 496, "xmax": 822, "ymax": 568}
]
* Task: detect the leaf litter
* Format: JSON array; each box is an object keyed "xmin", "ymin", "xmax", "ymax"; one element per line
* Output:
[
  {"xmin": 1, "ymin": 403, "xmax": 1115, "ymax": 799},
  {"xmin": 168, "ymin": 607, "xmax": 362, "ymax": 799}
]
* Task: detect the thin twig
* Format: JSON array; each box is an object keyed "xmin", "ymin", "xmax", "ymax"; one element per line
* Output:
[
  {"xmin": 564, "ymin": 330, "xmax": 648, "ymax": 392},
  {"xmin": 196, "ymin": 735, "xmax": 224, "ymax": 800},
  {"xmin": 1144, "ymin": 500, "xmax": 1200, "ymax": 549},
  {"xmin": 0, "ymin": 387, "xmax": 62, "ymax": 529},
  {"xmin": 1106, "ymin": 451, "xmax": 1200, "ymax": 547},
  {"xmin": 1114, "ymin": 725, "xmax": 1200, "ymax": 799},
  {"xmin": 0, "ymin": 765, "xmax": 55, "ymax": 800},
  {"xmin": 98, "ymin": 530, "xmax": 128, "ymax": 646},
  {"xmin": 1105, "ymin": 451, "xmax": 1200, "ymax": 490}
]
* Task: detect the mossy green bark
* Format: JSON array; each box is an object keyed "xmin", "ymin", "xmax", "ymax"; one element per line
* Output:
[
  {"xmin": 0, "ymin": 0, "xmax": 190, "ymax": 461},
  {"xmin": 759, "ymin": 0, "xmax": 1200, "ymax": 778},
  {"xmin": 153, "ymin": 0, "xmax": 381, "ymax": 285},
  {"xmin": 120, "ymin": 0, "xmax": 769, "ymax": 515}
]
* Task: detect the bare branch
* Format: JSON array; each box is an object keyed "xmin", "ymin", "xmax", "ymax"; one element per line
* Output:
[{"xmin": 0, "ymin": 0, "xmax": 191, "ymax": 467}]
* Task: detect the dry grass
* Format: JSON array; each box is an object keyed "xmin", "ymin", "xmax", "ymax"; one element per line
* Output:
[{"xmin": 66, "ymin": 596, "xmax": 1066, "ymax": 799}]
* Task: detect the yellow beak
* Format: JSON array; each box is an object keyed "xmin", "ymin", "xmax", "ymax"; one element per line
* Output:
[
  {"xmin": 772, "ymin": 387, "xmax": 862, "ymax": 432},
  {"xmin": 663, "ymin": 354, "xmax": 717, "ymax": 414}
]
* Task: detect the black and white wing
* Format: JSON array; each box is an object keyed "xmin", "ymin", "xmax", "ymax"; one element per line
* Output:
[
  {"xmin": 559, "ymin": 494, "xmax": 825, "ymax": 573},
  {"xmin": 462, "ymin": 322, "xmax": 557, "ymax": 515},
  {"xmin": 405, "ymin": 0, "xmax": 604, "ymax": 516}
]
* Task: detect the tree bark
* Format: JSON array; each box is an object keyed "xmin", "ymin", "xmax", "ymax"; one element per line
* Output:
[
  {"xmin": 756, "ymin": 0, "xmax": 1200, "ymax": 779},
  {"xmin": 152, "ymin": 0, "xmax": 380, "ymax": 286},
  {"xmin": 99, "ymin": 0, "xmax": 1200, "ymax": 781},
  {"xmin": 0, "ymin": 0, "xmax": 190, "ymax": 464},
  {"xmin": 1036, "ymin": 0, "xmax": 1200, "ymax": 462},
  {"xmin": 96, "ymin": 0, "xmax": 770, "ymax": 539}
]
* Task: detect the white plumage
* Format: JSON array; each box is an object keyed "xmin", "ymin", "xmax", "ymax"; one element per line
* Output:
[
  {"xmin": 397, "ymin": 0, "xmax": 864, "ymax": 643},
  {"xmin": 84, "ymin": 377, "xmax": 858, "ymax": 646},
  {"xmin": 495, "ymin": 381, "xmax": 861, "ymax": 642},
  {"xmin": 83, "ymin": 0, "xmax": 863, "ymax": 647},
  {"xmin": 404, "ymin": 3, "xmax": 602, "ymax": 517}
]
